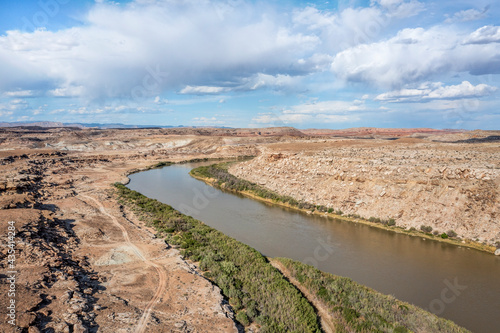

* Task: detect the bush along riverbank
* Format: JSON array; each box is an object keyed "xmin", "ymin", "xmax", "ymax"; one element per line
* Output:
[
  {"xmin": 190, "ymin": 162, "xmax": 496, "ymax": 254},
  {"xmin": 114, "ymin": 183, "xmax": 321, "ymax": 333},
  {"xmin": 115, "ymin": 162, "xmax": 470, "ymax": 333},
  {"xmin": 274, "ymin": 258, "xmax": 470, "ymax": 333}
]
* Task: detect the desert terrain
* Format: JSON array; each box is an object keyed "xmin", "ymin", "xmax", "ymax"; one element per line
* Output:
[
  {"xmin": 0, "ymin": 126, "xmax": 498, "ymax": 332},
  {"xmin": 230, "ymin": 131, "xmax": 500, "ymax": 246}
]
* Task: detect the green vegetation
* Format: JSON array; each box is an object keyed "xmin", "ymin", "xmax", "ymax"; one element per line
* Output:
[
  {"xmin": 276, "ymin": 258, "xmax": 470, "ymax": 333},
  {"xmin": 446, "ymin": 230, "xmax": 457, "ymax": 238},
  {"xmin": 420, "ymin": 225, "xmax": 433, "ymax": 233},
  {"xmin": 114, "ymin": 183, "xmax": 320, "ymax": 332}
]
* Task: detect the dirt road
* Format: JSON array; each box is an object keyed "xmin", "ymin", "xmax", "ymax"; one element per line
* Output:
[
  {"xmin": 81, "ymin": 194, "xmax": 169, "ymax": 333},
  {"xmin": 270, "ymin": 259, "xmax": 336, "ymax": 333}
]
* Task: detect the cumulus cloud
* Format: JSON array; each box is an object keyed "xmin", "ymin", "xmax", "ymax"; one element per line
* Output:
[
  {"xmin": 293, "ymin": 5, "xmax": 388, "ymax": 53},
  {"xmin": 0, "ymin": 0, "xmax": 319, "ymax": 100},
  {"xmin": 252, "ymin": 99, "xmax": 365, "ymax": 125},
  {"xmin": 331, "ymin": 26, "xmax": 500, "ymax": 87},
  {"xmin": 464, "ymin": 25, "xmax": 500, "ymax": 44},
  {"xmin": 371, "ymin": 0, "xmax": 425, "ymax": 18},
  {"xmin": 375, "ymin": 81, "xmax": 498, "ymax": 102},
  {"xmin": 1, "ymin": 0, "xmax": 499, "ymax": 128}
]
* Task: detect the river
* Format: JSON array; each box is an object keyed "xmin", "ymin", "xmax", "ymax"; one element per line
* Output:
[{"xmin": 127, "ymin": 162, "xmax": 500, "ymax": 333}]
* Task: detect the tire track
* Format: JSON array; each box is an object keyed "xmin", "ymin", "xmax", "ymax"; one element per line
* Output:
[
  {"xmin": 81, "ymin": 195, "xmax": 168, "ymax": 333},
  {"xmin": 270, "ymin": 259, "xmax": 336, "ymax": 333}
]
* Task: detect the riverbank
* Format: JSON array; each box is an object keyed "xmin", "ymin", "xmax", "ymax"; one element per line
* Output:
[
  {"xmin": 190, "ymin": 162, "xmax": 496, "ymax": 255},
  {"xmin": 117, "ymin": 178, "xmax": 470, "ymax": 332},
  {"xmin": 114, "ymin": 182, "xmax": 322, "ymax": 332}
]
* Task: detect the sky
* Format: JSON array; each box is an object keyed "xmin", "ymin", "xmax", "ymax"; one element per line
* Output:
[{"xmin": 0, "ymin": 0, "xmax": 499, "ymax": 129}]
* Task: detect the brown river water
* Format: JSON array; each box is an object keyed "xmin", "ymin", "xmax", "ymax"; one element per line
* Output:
[{"xmin": 127, "ymin": 162, "xmax": 500, "ymax": 333}]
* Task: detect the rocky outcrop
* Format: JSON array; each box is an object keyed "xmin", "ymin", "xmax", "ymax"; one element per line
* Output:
[{"xmin": 230, "ymin": 141, "xmax": 500, "ymax": 245}]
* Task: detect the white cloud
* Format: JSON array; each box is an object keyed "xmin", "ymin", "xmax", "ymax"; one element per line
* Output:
[
  {"xmin": 153, "ymin": 96, "xmax": 168, "ymax": 104},
  {"xmin": 445, "ymin": 8, "xmax": 487, "ymax": 23},
  {"xmin": 32, "ymin": 106, "xmax": 44, "ymax": 115},
  {"xmin": 179, "ymin": 73, "xmax": 304, "ymax": 94},
  {"xmin": 192, "ymin": 116, "xmax": 225, "ymax": 126},
  {"xmin": 464, "ymin": 25, "xmax": 500, "ymax": 45},
  {"xmin": 2, "ymin": 90, "xmax": 34, "ymax": 97},
  {"xmin": 5, "ymin": 99, "xmax": 29, "ymax": 111},
  {"xmin": 371, "ymin": 0, "xmax": 425, "ymax": 18},
  {"xmin": 252, "ymin": 99, "xmax": 365, "ymax": 125},
  {"xmin": 252, "ymin": 112, "xmax": 359, "ymax": 125},
  {"xmin": 180, "ymin": 86, "xmax": 228, "ymax": 95},
  {"xmin": 284, "ymin": 100, "xmax": 366, "ymax": 114},
  {"xmin": 331, "ymin": 26, "xmax": 500, "ymax": 87},
  {"xmin": 0, "ymin": 0, "xmax": 319, "ymax": 100},
  {"xmin": 48, "ymin": 85, "xmax": 84, "ymax": 97},
  {"xmin": 293, "ymin": 6, "xmax": 387, "ymax": 52},
  {"xmin": 376, "ymin": 81, "xmax": 498, "ymax": 102},
  {"xmin": 240, "ymin": 73, "xmax": 303, "ymax": 91}
]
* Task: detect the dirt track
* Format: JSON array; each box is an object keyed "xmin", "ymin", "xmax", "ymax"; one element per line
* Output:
[
  {"xmin": 270, "ymin": 259, "xmax": 336, "ymax": 333},
  {"xmin": 81, "ymin": 195, "xmax": 168, "ymax": 333}
]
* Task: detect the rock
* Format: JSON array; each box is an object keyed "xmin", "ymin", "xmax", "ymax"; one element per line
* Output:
[
  {"xmin": 18, "ymin": 312, "xmax": 36, "ymax": 328},
  {"xmin": 53, "ymin": 322, "xmax": 71, "ymax": 333},
  {"xmin": 28, "ymin": 327, "xmax": 41, "ymax": 333},
  {"xmin": 74, "ymin": 323, "xmax": 88, "ymax": 333},
  {"xmin": 174, "ymin": 320, "xmax": 186, "ymax": 328},
  {"xmin": 495, "ymin": 249, "xmax": 500, "ymax": 256}
]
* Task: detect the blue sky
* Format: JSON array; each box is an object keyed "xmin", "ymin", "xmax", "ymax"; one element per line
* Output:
[{"xmin": 0, "ymin": 0, "xmax": 499, "ymax": 129}]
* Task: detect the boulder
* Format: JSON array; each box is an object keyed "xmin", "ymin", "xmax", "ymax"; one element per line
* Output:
[{"xmin": 495, "ymin": 249, "xmax": 500, "ymax": 256}]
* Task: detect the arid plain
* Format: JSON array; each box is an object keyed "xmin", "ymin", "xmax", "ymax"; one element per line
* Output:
[{"xmin": 1, "ymin": 126, "xmax": 499, "ymax": 332}]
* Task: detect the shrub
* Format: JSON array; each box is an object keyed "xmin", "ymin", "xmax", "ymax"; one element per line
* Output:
[
  {"xmin": 446, "ymin": 230, "xmax": 457, "ymax": 238},
  {"xmin": 236, "ymin": 311, "xmax": 250, "ymax": 326},
  {"xmin": 246, "ymin": 300, "xmax": 259, "ymax": 319},
  {"xmin": 388, "ymin": 218, "xmax": 396, "ymax": 226},
  {"xmin": 420, "ymin": 225, "xmax": 433, "ymax": 233},
  {"xmin": 440, "ymin": 233, "xmax": 449, "ymax": 239},
  {"xmin": 327, "ymin": 208, "xmax": 334, "ymax": 214},
  {"xmin": 275, "ymin": 257, "xmax": 469, "ymax": 333}
]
